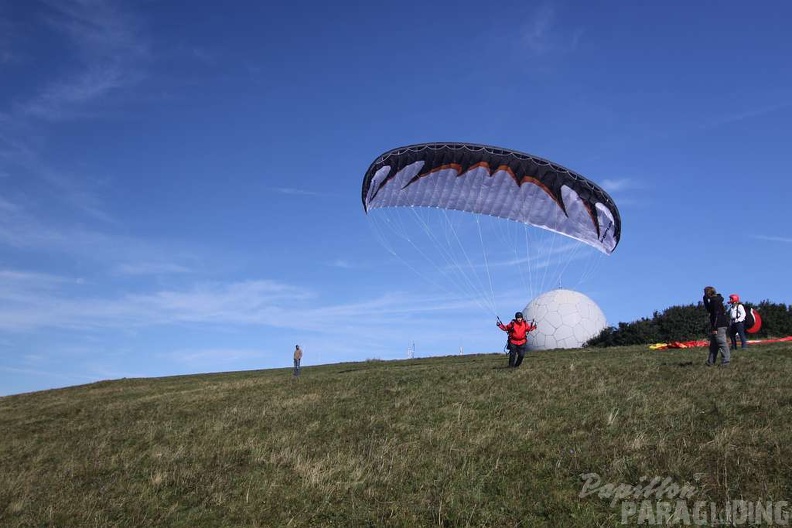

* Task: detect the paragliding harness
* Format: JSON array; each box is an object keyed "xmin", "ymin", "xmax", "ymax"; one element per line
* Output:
[{"xmin": 498, "ymin": 316, "xmax": 535, "ymax": 353}]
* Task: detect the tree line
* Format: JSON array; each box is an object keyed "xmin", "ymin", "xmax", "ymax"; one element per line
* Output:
[{"xmin": 586, "ymin": 300, "xmax": 792, "ymax": 347}]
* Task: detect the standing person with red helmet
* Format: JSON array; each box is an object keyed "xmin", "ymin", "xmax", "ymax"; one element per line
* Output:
[
  {"xmin": 727, "ymin": 294, "xmax": 749, "ymax": 349},
  {"xmin": 497, "ymin": 312, "xmax": 537, "ymax": 368}
]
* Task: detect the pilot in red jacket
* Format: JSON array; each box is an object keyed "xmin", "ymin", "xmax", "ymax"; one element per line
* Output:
[{"xmin": 497, "ymin": 312, "xmax": 537, "ymax": 368}]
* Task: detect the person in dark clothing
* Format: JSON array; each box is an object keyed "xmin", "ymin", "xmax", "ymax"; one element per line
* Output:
[
  {"xmin": 497, "ymin": 312, "xmax": 537, "ymax": 368},
  {"xmin": 703, "ymin": 286, "xmax": 730, "ymax": 366}
]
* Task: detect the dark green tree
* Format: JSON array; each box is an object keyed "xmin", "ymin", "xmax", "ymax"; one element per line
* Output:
[
  {"xmin": 587, "ymin": 317, "xmax": 660, "ymax": 347},
  {"xmin": 654, "ymin": 304, "xmax": 709, "ymax": 342},
  {"xmin": 586, "ymin": 300, "xmax": 792, "ymax": 347}
]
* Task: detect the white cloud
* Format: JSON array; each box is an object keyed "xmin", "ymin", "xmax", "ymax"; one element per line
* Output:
[
  {"xmin": 164, "ymin": 348, "xmax": 264, "ymax": 369},
  {"xmin": 0, "ymin": 277, "xmax": 311, "ymax": 331},
  {"xmin": 0, "ymin": 3, "xmax": 19, "ymax": 65},
  {"xmin": 329, "ymin": 259, "xmax": 355, "ymax": 269},
  {"xmin": 41, "ymin": 0, "xmax": 148, "ymax": 61},
  {"xmin": 0, "ymin": 0, "xmax": 153, "ymax": 228},
  {"xmin": 0, "ymin": 196, "xmax": 21, "ymax": 212},
  {"xmin": 0, "ymin": 204, "xmax": 109, "ymax": 252},
  {"xmin": 601, "ymin": 178, "xmax": 635, "ymax": 193},
  {"xmin": 521, "ymin": 4, "xmax": 582, "ymax": 57},
  {"xmin": 0, "ymin": 198, "xmax": 203, "ymax": 278},
  {"xmin": 0, "ymin": 365, "xmax": 90, "ymax": 384},
  {"xmin": 12, "ymin": 0, "xmax": 149, "ymax": 122},
  {"xmin": 0, "ymin": 269, "xmax": 475, "ymax": 334},
  {"xmin": 523, "ymin": 5, "xmax": 555, "ymax": 55},
  {"xmin": 21, "ymin": 65, "xmax": 129, "ymax": 120},
  {"xmin": 125, "ymin": 280, "xmax": 314, "ymax": 325},
  {"xmin": 0, "ymin": 268, "xmax": 73, "ymax": 285},
  {"xmin": 113, "ymin": 262, "xmax": 194, "ymax": 276},
  {"xmin": 701, "ymin": 102, "xmax": 791, "ymax": 131},
  {"xmin": 753, "ymin": 235, "xmax": 792, "ymax": 244},
  {"xmin": 272, "ymin": 187, "xmax": 323, "ymax": 197}
]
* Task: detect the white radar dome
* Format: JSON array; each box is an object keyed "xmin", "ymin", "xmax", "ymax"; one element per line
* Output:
[{"xmin": 523, "ymin": 289, "xmax": 608, "ymax": 351}]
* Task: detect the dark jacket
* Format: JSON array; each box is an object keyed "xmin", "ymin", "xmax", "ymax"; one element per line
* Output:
[{"xmin": 703, "ymin": 293, "xmax": 729, "ymax": 330}]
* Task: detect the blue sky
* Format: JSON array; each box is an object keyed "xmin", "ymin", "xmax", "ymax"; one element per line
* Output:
[{"xmin": 2, "ymin": 0, "xmax": 791, "ymax": 396}]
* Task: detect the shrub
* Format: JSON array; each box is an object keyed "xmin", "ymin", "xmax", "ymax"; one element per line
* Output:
[{"xmin": 587, "ymin": 300, "xmax": 792, "ymax": 347}]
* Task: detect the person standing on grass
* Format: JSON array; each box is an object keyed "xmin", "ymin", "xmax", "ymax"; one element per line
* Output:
[
  {"xmin": 293, "ymin": 345, "xmax": 303, "ymax": 377},
  {"xmin": 727, "ymin": 294, "xmax": 749, "ymax": 350},
  {"xmin": 703, "ymin": 286, "xmax": 730, "ymax": 367},
  {"xmin": 497, "ymin": 312, "xmax": 537, "ymax": 368}
]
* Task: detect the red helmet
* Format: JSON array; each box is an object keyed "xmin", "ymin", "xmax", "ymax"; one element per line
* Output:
[{"xmin": 729, "ymin": 294, "xmax": 740, "ymax": 303}]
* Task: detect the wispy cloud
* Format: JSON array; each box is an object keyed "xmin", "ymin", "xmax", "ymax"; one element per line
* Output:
[
  {"xmin": 0, "ymin": 199, "xmax": 111, "ymax": 252},
  {"xmin": 599, "ymin": 178, "xmax": 641, "ymax": 208},
  {"xmin": 20, "ymin": 65, "xmax": 130, "ymax": 120},
  {"xmin": 124, "ymin": 280, "xmax": 314, "ymax": 326},
  {"xmin": 753, "ymin": 235, "xmax": 792, "ymax": 244},
  {"xmin": 41, "ymin": 0, "xmax": 147, "ymax": 58},
  {"xmin": 0, "ymin": 196, "xmax": 21, "ymax": 213},
  {"xmin": 601, "ymin": 178, "xmax": 636, "ymax": 193},
  {"xmin": 113, "ymin": 262, "xmax": 194, "ymax": 276},
  {"xmin": 272, "ymin": 187, "xmax": 324, "ymax": 197},
  {"xmin": 329, "ymin": 259, "xmax": 356, "ymax": 269},
  {"xmin": 0, "ymin": 1, "xmax": 152, "ymax": 227},
  {"xmin": 0, "ymin": 365, "xmax": 91, "ymax": 384},
  {"xmin": 17, "ymin": 0, "xmax": 149, "ymax": 121},
  {"xmin": 521, "ymin": 4, "xmax": 582, "ymax": 56},
  {"xmin": 700, "ymin": 102, "xmax": 791, "ymax": 131},
  {"xmin": 0, "ymin": 4, "xmax": 18, "ymax": 65},
  {"xmin": 0, "ymin": 270, "xmax": 472, "ymax": 333},
  {"xmin": 190, "ymin": 47, "xmax": 220, "ymax": 65},
  {"xmin": 0, "ymin": 277, "xmax": 309, "ymax": 331},
  {"xmin": 4, "ymin": 154, "xmax": 115, "ymax": 222},
  {"xmin": 522, "ymin": 5, "xmax": 555, "ymax": 55},
  {"xmin": 0, "ymin": 195, "xmax": 202, "ymax": 276},
  {"xmin": 164, "ymin": 348, "xmax": 264, "ymax": 369},
  {"xmin": 0, "ymin": 268, "xmax": 76, "ymax": 285}
]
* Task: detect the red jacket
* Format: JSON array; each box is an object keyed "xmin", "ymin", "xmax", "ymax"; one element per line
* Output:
[{"xmin": 498, "ymin": 319, "xmax": 536, "ymax": 345}]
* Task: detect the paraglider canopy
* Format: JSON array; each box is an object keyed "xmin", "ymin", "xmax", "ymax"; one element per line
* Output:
[
  {"xmin": 362, "ymin": 142, "xmax": 621, "ymax": 255},
  {"xmin": 361, "ymin": 142, "xmax": 621, "ymax": 316},
  {"xmin": 746, "ymin": 309, "xmax": 762, "ymax": 334}
]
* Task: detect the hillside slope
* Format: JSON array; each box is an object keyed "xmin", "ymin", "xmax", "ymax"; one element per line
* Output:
[{"xmin": 2, "ymin": 345, "xmax": 791, "ymax": 527}]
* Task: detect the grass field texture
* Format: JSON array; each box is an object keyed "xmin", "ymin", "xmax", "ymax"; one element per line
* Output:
[{"xmin": 1, "ymin": 344, "xmax": 790, "ymax": 527}]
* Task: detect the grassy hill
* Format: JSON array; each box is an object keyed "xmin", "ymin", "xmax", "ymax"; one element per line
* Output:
[{"xmin": 2, "ymin": 344, "xmax": 791, "ymax": 527}]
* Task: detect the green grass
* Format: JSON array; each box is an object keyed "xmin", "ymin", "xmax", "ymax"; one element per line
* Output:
[{"xmin": 1, "ymin": 344, "xmax": 791, "ymax": 527}]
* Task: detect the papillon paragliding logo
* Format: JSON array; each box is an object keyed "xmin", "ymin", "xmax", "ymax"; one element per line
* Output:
[{"xmin": 361, "ymin": 142, "xmax": 622, "ymax": 314}]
